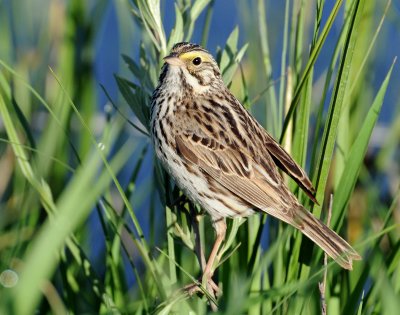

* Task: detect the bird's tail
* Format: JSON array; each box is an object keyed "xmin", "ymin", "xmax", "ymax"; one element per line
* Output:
[{"xmin": 295, "ymin": 205, "xmax": 361, "ymax": 270}]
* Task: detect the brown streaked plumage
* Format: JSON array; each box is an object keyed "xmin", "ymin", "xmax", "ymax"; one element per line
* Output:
[{"xmin": 150, "ymin": 42, "xmax": 361, "ymax": 300}]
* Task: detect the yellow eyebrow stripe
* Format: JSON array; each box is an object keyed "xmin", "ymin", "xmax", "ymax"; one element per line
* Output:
[{"xmin": 179, "ymin": 51, "xmax": 212, "ymax": 63}]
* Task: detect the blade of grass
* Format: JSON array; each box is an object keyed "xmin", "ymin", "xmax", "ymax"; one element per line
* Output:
[
  {"xmin": 280, "ymin": 0, "xmax": 344, "ymax": 143},
  {"xmin": 278, "ymin": 0, "xmax": 290, "ymax": 133},
  {"xmin": 312, "ymin": 0, "xmax": 364, "ymax": 218},
  {"xmin": 13, "ymin": 137, "xmax": 134, "ymax": 315},
  {"xmin": 332, "ymin": 58, "xmax": 396, "ymax": 228},
  {"xmin": 257, "ymin": 0, "xmax": 278, "ymax": 136}
]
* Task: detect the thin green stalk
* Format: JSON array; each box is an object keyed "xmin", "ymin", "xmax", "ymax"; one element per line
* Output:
[
  {"xmin": 200, "ymin": 0, "xmax": 215, "ymax": 47},
  {"xmin": 280, "ymin": 0, "xmax": 344, "ymax": 143},
  {"xmin": 257, "ymin": 0, "xmax": 278, "ymax": 136},
  {"xmin": 278, "ymin": 0, "xmax": 290, "ymax": 133},
  {"xmin": 312, "ymin": 0, "xmax": 364, "ymax": 217},
  {"xmin": 166, "ymin": 206, "xmax": 177, "ymax": 285}
]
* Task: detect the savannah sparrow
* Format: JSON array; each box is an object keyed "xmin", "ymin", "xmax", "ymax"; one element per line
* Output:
[{"xmin": 150, "ymin": 42, "xmax": 361, "ymax": 297}]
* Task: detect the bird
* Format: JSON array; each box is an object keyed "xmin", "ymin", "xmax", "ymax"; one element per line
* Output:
[{"xmin": 150, "ymin": 42, "xmax": 361, "ymax": 298}]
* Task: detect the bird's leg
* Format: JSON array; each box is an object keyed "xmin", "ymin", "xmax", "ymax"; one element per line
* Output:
[
  {"xmin": 186, "ymin": 211, "xmax": 218, "ymax": 295},
  {"xmin": 185, "ymin": 218, "xmax": 226, "ymax": 309},
  {"xmin": 203, "ymin": 219, "xmax": 226, "ymax": 311},
  {"xmin": 202, "ymin": 218, "xmax": 226, "ymax": 286}
]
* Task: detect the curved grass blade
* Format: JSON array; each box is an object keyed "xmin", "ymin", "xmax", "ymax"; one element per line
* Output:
[{"xmin": 332, "ymin": 58, "xmax": 396, "ymax": 227}]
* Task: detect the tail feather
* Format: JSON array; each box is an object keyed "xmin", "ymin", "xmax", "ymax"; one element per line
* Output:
[{"xmin": 296, "ymin": 206, "xmax": 361, "ymax": 270}]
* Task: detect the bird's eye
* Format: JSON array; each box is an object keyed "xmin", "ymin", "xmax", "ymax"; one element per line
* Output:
[{"xmin": 192, "ymin": 57, "xmax": 202, "ymax": 66}]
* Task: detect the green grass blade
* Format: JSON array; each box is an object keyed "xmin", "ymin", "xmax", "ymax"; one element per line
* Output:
[
  {"xmin": 312, "ymin": 0, "xmax": 364, "ymax": 217},
  {"xmin": 280, "ymin": 0, "xmax": 344, "ymax": 143},
  {"xmin": 332, "ymin": 58, "xmax": 396, "ymax": 228}
]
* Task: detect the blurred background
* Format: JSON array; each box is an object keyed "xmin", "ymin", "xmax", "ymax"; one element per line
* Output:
[{"xmin": 1, "ymin": 0, "xmax": 399, "ymax": 314}]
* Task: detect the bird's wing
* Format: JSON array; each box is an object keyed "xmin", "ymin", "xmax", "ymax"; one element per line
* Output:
[
  {"xmin": 174, "ymin": 109, "xmax": 298, "ymax": 222},
  {"xmin": 180, "ymin": 97, "xmax": 317, "ymax": 204},
  {"xmin": 260, "ymin": 130, "xmax": 318, "ymax": 204},
  {"xmin": 175, "ymin": 135, "xmax": 295, "ymax": 221}
]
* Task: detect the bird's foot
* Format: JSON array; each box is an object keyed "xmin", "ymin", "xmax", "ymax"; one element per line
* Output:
[
  {"xmin": 184, "ymin": 276, "xmax": 221, "ymax": 311},
  {"xmin": 185, "ymin": 278, "xmax": 220, "ymax": 297}
]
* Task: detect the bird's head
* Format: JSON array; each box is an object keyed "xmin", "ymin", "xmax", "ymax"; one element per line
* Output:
[{"xmin": 160, "ymin": 42, "xmax": 222, "ymax": 94}]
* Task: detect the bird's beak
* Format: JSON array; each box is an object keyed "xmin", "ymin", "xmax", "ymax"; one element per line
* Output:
[{"xmin": 163, "ymin": 54, "xmax": 185, "ymax": 67}]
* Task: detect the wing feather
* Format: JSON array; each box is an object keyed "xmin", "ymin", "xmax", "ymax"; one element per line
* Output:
[
  {"xmin": 174, "ymin": 101, "xmax": 317, "ymax": 210},
  {"xmin": 175, "ymin": 135, "xmax": 283, "ymax": 211},
  {"xmin": 263, "ymin": 133, "xmax": 318, "ymax": 204}
]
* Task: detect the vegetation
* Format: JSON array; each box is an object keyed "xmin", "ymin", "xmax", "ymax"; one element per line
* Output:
[{"xmin": 0, "ymin": 0, "xmax": 399, "ymax": 314}]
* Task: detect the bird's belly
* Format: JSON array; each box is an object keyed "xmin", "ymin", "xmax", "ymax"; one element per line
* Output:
[{"xmin": 155, "ymin": 143, "xmax": 254, "ymax": 220}]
